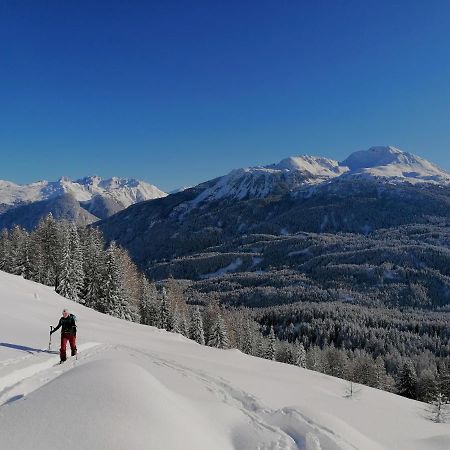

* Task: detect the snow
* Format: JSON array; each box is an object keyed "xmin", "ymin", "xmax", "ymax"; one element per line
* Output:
[
  {"xmin": 0, "ymin": 176, "xmax": 167, "ymax": 207},
  {"xmin": 270, "ymin": 156, "xmax": 348, "ymax": 178},
  {"xmin": 341, "ymin": 146, "xmax": 450, "ymax": 184},
  {"xmin": 0, "ymin": 270, "xmax": 449, "ymax": 450},
  {"xmin": 200, "ymin": 258, "xmax": 243, "ymax": 279}
]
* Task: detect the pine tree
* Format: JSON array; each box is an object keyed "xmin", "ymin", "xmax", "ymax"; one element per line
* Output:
[
  {"xmin": 208, "ymin": 313, "xmax": 229, "ymax": 349},
  {"xmin": 27, "ymin": 231, "xmax": 45, "ymax": 283},
  {"xmin": 189, "ymin": 306, "xmax": 205, "ymax": 345},
  {"xmin": 35, "ymin": 214, "xmax": 60, "ymax": 286},
  {"xmin": 295, "ymin": 340, "xmax": 307, "ymax": 368},
  {"xmin": 265, "ymin": 325, "xmax": 276, "ymax": 361},
  {"xmin": 397, "ymin": 360, "xmax": 418, "ymax": 399},
  {"xmin": 9, "ymin": 226, "xmax": 28, "ymax": 276},
  {"xmin": 100, "ymin": 242, "xmax": 133, "ymax": 319},
  {"xmin": 69, "ymin": 223, "xmax": 84, "ymax": 299},
  {"xmin": 82, "ymin": 228, "xmax": 104, "ymax": 308},
  {"xmin": 140, "ymin": 275, "xmax": 160, "ymax": 326},
  {"xmin": 0, "ymin": 229, "xmax": 11, "ymax": 272},
  {"xmin": 417, "ymin": 369, "xmax": 438, "ymax": 402},
  {"xmin": 159, "ymin": 287, "xmax": 170, "ymax": 330},
  {"xmin": 241, "ymin": 319, "xmax": 255, "ymax": 355},
  {"xmin": 56, "ymin": 226, "xmax": 78, "ymax": 300}
]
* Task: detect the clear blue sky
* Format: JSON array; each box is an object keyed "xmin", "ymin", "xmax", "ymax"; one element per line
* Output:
[{"xmin": 1, "ymin": 0, "xmax": 450, "ymax": 191}]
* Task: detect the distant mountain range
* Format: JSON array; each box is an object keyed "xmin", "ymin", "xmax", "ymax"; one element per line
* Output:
[
  {"xmin": 0, "ymin": 176, "xmax": 167, "ymax": 229},
  {"xmin": 94, "ymin": 146, "xmax": 450, "ymax": 310}
]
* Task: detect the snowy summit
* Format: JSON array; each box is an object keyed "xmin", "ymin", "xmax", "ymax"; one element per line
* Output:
[{"xmin": 341, "ymin": 146, "xmax": 450, "ymax": 184}]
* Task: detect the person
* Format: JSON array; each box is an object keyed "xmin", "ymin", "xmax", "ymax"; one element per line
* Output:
[{"xmin": 51, "ymin": 308, "xmax": 77, "ymax": 363}]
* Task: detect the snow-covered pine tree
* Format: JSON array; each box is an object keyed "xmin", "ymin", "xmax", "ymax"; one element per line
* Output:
[
  {"xmin": 189, "ymin": 306, "xmax": 205, "ymax": 345},
  {"xmin": 69, "ymin": 223, "xmax": 84, "ymax": 300},
  {"xmin": 306, "ymin": 346, "xmax": 323, "ymax": 372},
  {"xmin": 55, "ymin": 224, "xmax": 79, "ymax": 300},
  {"xmin": 81, "ymin": 227, "xmax": 105, "ymax": 308},
  {"xmin": 397, "ymin": 360, "xmax": 418, "ymax": 399},
  {"xmin": 159, "ymin": 287, "xmax": 170, "ymax": 330},
  {"xmin": 207, "ymin": 313, "xmax": 229, "ymax": 349},
  {"xmin": 9, "ymin": 225, "xmax": 28, "ymax": 276},
  {"xmin": 265, "ymin": 325, "xmax": 276, "ymax": 361},
  {"xmin": 28, "ymin": 231, "xmax": 45, "ymax": 284},
  {"xmin": 416, "ymin": 369, "xmax": 438, "ymax": 402},
  {"xmin": 100, "ymin": 241, "xmax": 133, "ymax": 320},
  {"xmin": 163, "ymin": 277, "xmax": 189, "ymax": 333},
  {"xmin": 0, "ymin": 229, "xmax": 11, "ymax": 272},
  {"xmin": 35, "ymin": 214, "xmax": 60, "ymax": 286},
  {"xmin": 294, "ymin": 340, "xmax": 307, "ymax": 368},
  {"xmin": 241, "ymin": 319, "xmax": 255, "ymax": 355},
  {"xmin": 171, "ymin": 306, "xmax": 184, "ymax": 334},
  {"xmin": 140, "ymin": 275, "xmax": 160, "ymax": 326}
]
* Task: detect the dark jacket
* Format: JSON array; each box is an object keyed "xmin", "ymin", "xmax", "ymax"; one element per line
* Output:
[{"xmin": 52, "ymin": 314, "xmax": 77, "ymax": 335}]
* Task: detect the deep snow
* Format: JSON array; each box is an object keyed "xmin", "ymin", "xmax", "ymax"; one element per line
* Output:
[{"xmin": 0, "ymin": 270, "xmax": 449, "ymax": 450}]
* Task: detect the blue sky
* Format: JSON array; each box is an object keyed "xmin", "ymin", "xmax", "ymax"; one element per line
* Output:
[{"xmin": 1, "ymin": 0, "xmax": 450, "ymax": 191}]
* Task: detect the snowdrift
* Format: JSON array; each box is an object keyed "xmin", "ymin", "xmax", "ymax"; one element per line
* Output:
[{"xmin": 0, "ymin": 270, "xmax": 449, "ymax": 450}]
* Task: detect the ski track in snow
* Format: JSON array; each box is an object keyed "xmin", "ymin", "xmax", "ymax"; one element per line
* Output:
[{"xmin": 0, "ymin": 342, "xmax": 102, "ymax": 406}]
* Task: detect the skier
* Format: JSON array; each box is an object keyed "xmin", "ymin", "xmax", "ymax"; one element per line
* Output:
[{"xmin": 50, "ymin": 308, "xmax": 77, "ymax": 363}]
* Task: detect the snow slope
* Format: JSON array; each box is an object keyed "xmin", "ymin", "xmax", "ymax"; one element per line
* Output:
[
  {"xmin": 0, "ymin": 176, "xmax": 167, "ymax": 208},
  {"xmin": 0, "ymin": 270, "xmax": 449, "ymax": 450}
]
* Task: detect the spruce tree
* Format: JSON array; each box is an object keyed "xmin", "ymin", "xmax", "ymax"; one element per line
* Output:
[
  {"xmin": 140, "ymin": 275, "xmax": 160, "ymax": 326},
  {"xmin": 295, "ymin": 340, "xmax": 307, "ymax": 368},
  {"xmin": 397, "ymin": 360, "xmax": 418, "ymax": 399},
  {"xmin": 159, "ymin": 287, "xmax": 170, "ymax": 330},
  {"xmin": 265, "ymin": 325, "xmax": 276, "ymax": 361},
  {"xmin": 82, "ymin": 228, "xmax": 104, "ymax": 308},
  {"xmin": 69, "ymin": 223, "xmax": 84, "ymax": 299},
  {"xmin": 9, "ymin": 226, "xmax": 28, "ymax": 276},
  {"xmin": 208, "ymin": 313, "xmax": 229, "ymax": 349},
  {"xmin": 0, "ymin": 229, "xmax": 11, "ymax": 272},
  {"xmin": 189, "ymin": 306, "xmax": 205, "ymax": 345},
  {"xmin": 100, "ymin": 242, "xmax": 132, "ymax": 319},
  {"xmin": 56, "ymin": 226, "xmax": 78, "ymax": 300}
]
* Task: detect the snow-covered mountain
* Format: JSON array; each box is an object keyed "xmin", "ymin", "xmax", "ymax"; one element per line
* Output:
[
  {"xmin": 0, "ymin": 176, "xmax": 167, "ymax": 229},
  {"xmin": 0, "ymin": 176, "xmax": 167, "ymax": 208},
  {"xmin": 188, "ymin": 146, "xmax": 450, "ymax": 204},
  {"xmin": 0, "ymin": 270, "xmax": 448, "ymax": 450},
  {"xmin": 342, "ymin": 146, "xmax": 450, "ymax": 184},
  {"xmin": 190, "ymin": 156, "xmax": 349, "ymax": 204}
]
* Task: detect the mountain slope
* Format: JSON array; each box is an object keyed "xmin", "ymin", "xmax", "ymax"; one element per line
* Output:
[
  {"xmin": 0, "ymin": 270, "xmax": 448, "ymax": 450},
  {"xmin": 0, "ymin": 193, "xmax": 98, "ymax": 230}
]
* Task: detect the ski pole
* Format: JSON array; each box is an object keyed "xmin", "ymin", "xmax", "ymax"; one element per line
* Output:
[{"xmin": 49, "ymin": 326, "xmax": 53, "ymax": 350}]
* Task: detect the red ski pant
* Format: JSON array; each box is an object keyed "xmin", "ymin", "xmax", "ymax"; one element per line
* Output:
[{"xmin": 60, "ymin": 333, "xmax": 77, "ymax": 361}]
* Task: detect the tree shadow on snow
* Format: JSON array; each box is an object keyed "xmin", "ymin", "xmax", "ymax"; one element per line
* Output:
[{"xmin": 0, "ymin": 342, "xmax": 58, "ymax": 355}]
